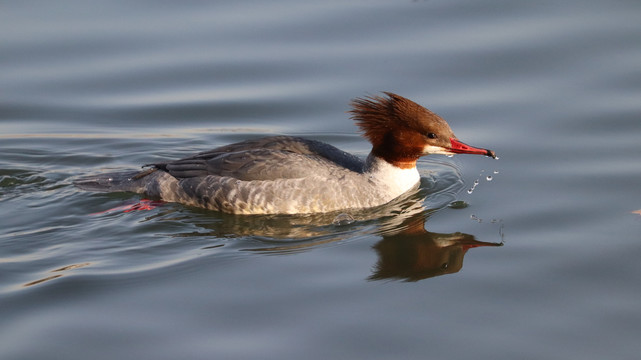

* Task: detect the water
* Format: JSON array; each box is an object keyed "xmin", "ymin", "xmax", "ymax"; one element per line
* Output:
[{"xmin": 2, "ymin": 0, "xmax": 641, "ymax": 359}]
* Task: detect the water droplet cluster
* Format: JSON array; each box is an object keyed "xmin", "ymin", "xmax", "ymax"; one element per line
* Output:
[{"xmin": 466, "ymin": 169, "xmax": 499, "ymax": 194}]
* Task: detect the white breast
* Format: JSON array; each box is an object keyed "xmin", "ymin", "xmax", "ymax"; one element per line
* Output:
[{"xmin": 364, "ymin": 155, "xmax": 420, "ymax": 202}]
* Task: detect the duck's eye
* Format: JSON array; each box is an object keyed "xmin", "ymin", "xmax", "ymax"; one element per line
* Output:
[{"xmin": 427, "ymin": 133, "xmax": 437, "ymax": 139}]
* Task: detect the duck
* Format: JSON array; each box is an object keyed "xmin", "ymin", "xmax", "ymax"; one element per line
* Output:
[{"xmin": 75, "ymin": 92, "xmax": 496, "ymax": 214}]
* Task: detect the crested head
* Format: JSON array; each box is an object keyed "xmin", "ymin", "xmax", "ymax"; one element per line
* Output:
[
  {"xmin": 349, "ymin": 92, "xmax": 496, "ymax": 169},
  {"xmin": 349, "ymin": 92, "xmax": 455, "ymax": 168}
]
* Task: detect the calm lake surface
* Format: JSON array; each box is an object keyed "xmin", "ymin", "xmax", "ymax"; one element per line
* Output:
[{"xmin": 2, "ymin": 1, "xmax": 640, "ymax": 359}]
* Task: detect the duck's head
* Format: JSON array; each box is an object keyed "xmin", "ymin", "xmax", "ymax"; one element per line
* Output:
[{"xmin": 350, "ymin": 92, "xmax": 496, "ymax": 169}]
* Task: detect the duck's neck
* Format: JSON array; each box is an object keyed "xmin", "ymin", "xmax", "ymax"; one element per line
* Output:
[{"xmin": 364, "ymin": 154, "xmax": 420, "ymax": 196}]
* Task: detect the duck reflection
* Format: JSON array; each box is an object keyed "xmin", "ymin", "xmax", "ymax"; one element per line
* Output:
[{"xmin": 369, "ymin": 212, "xmax": 502, "ymax": 282}]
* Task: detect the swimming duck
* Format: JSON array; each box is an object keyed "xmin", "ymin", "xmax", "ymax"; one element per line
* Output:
[{"xmin": 75, "ymin": 92, "xmax": 495, "ymax": 214}]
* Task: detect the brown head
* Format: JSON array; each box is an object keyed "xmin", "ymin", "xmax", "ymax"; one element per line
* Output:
[{"xmin": 349, "ymin": 92, "xmax": 496, "ymax": 169}]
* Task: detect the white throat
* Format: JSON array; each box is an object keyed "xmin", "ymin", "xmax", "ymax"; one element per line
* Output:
[{"xmin": 365, "ymin": 154, "xmax": 420, "ymax": 198}]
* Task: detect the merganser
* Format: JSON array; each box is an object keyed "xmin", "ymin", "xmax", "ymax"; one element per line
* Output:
[{"xmin": 75, "ymin": 92, "xmax": 496, "ymax": 214}]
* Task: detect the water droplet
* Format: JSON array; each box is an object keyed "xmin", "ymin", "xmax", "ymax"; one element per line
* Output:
[
  {"xmin": 486, "ymin": 176, "xmax": 493, "ymax": 181},
  {"xmin": 108, "ymin": 177, "xmax": 113, "ymax": 182},
  {"xmin": 494, "ymin": 156, "xmax": 500, "ymax": 160},
  {"xmin": 332, "ymin": 213, "xmax": 355, "ymax": 226},
  {"xmin": 466, "ymin": 176, "xmax": 481, "ymax": 194},
  {"xmin": 493, "ymin": 170, "xmax": 499, "ymax": 174}
]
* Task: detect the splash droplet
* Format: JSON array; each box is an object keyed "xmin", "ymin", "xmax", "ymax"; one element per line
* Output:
[
  {"xmin": 486, "ymin": 176, "xmax": 493, "ymax": 181},
  {"xmin": 493, "ymin": 170, "xmax": 499, "ymax": 174}
]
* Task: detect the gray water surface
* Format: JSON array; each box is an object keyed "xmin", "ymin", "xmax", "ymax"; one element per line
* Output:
[{"xmin": 2, "ymin": 1, "xmax": 641, "ymax": 359}]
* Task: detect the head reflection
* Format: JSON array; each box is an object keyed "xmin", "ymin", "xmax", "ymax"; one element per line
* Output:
[{"xmin": 368, "ymin": 211, "xmax": 502, "ymax": 282}]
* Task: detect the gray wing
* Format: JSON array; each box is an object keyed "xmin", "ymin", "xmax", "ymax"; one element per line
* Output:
[{"xmin": 151, "ymin": 136, "xmax": 365, "ymax": 181}]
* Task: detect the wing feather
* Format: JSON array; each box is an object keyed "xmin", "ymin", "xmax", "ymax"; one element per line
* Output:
[{"xmin": 150, "ymin": 136, "xmax": 365, "ymax": 181}]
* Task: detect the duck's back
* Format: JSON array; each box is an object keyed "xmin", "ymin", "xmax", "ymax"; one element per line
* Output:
[{"xmin": 152, "ymin": 136, "xmax": 365, "ymax": 181}]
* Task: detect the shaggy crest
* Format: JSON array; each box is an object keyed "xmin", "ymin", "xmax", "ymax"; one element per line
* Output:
[{"xmin": 349, "ymin": 92, "xmax": 450, "ymax": 146}]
